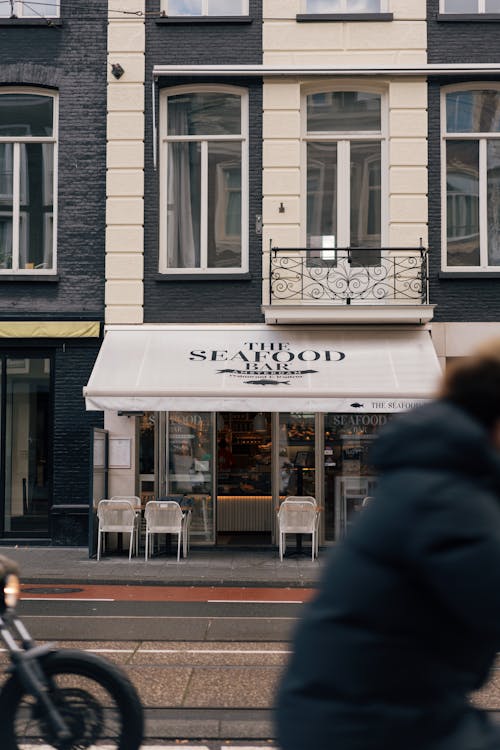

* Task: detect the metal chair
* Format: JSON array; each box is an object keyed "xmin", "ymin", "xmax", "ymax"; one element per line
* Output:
[
  {"xmin": 110, "ymin": 496, "xmax": 141, "ymax": 555},
  {"xmin": 283, "ymin": 496, "xmax": 320, "ymax": 557},
  {"xmin": 277, "ymin": 498, "xmax": 319, "ymax": 562},
  {"xmin": 144, "ymin": 500, "xmax": 185, "ymax": 562},
  {"xmin": 97, "ymin": 499, "xmax": 138, "ymax": 561}
]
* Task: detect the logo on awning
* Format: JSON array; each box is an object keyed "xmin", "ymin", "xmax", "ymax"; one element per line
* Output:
[{"xmin": 190, "ymin": 339, "xmax": 345, "ymax": 386}]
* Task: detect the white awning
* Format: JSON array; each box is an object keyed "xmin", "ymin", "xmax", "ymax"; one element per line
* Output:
[{"xmin": 83, "ymin": 325, "xmax": 442, "ymax": 413}]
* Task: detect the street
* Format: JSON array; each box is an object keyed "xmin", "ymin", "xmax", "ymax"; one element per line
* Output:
[
  {"xmin": 7, "ymin": 583, "xmax": 500, "ymax": 747},
  {"xmin": 1, "ymin": 584, "xmax": 309, "ymax": 743}
]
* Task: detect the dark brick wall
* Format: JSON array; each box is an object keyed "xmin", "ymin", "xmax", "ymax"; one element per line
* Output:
[
  {"xmin": 427, "ymin": 0, "xmax": 500, "ymax": 64},
  {"xmin": 428, "ymin": 75, "xmax": 500, "ymax": 322},
  {"xmin": 143, "ymin": 1, "xmax": 264, "ymax": 323},
  {"xmin": 0, "ymin": 1, "xmax": 107, "ymax": 314},
  {"xmin": 53, "ymin": 339, "xmax": 102, "ymax": 510},
  {"xmin": 0, "ymin": 4, "xmax": 106, "ymax": 541}
]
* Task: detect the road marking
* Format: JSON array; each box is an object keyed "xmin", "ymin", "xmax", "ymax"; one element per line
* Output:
[
  {"xmin": 20, "ymin": 614, "xmax": 298, "ymax": 620},
  {"xmin": 19, "ymin": 746, "xmax": 277, "ymax": 749},
  {"xmin": 22, "ymin": 597, "xmax": 115, "ymax": 602},
  {"xmin": 1, "ymin": 647, "xmax": 291, "ymax": 655},
  {"xmin": 207, "ymin": 599, "xmax": 304, "ymax": 604}
]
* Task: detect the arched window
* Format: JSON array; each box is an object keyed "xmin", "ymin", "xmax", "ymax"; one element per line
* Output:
[
  {"xmin": 160, "ymin": 87, "xmax": 248, "ymax": 273},
  {"xmin": 304, "ymin": 89, "xmax": 385, "ymax": 263},
  {"xmin": 442, "ymin": 85, "xmax": 500, "ymax": 269},
  {"xmin": 0, "ymin": 90, "xmax": 57, "ymax": 273}
]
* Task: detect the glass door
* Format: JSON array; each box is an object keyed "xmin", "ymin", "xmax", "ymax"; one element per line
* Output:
[
  {"xmin": 216, "ymin": 412, "xmax": 272, "ymax": 545},
  {"xmin": 2, "ymin": 356, "xmax": 51, "ymax": 535},
  {"xmin": 278, "ymin": 413, "xmax": 316, "ymax": 501},
  {"xmin": 167, "ymin": 412, "xmax": 214, "ymax": 543}
]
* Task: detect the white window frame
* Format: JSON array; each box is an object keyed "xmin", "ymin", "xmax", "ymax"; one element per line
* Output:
[
  {"xmin": 301, "ymin": 82, "xmax": 388, "ymax": 250},
  {"xmin": 0, "ymin": 87, "xmax": 58, "ymax": 274},
  {"xmin": 0, "ymin": 0, "xmax": 60, "ymax": 17},
  {"xmin": 441, "ymin": 83, "xmax": 500, "ymax": 272},
  {"xmin": 302, "ymin": 0, "xmax": 387, "ymax": 12},
  {"xmin": 439, "ymin": 0, "xmax": 495, "ymax": 12},
  {"xmin": 159, "ymin": 84, "xmax": 248, "ymax": 275},
  {"xmin": 163, "ymin": 0, "xmax": 249, "ymax": 15}
]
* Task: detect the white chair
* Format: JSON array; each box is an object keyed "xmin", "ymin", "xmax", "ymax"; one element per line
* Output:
[
  {"xmin": 97, "ymin": 499, "xmax": 138, "ymax": 561},
  {"xmin": 277, "ymin": 498, "xmax": 319, "ymax": 562},
  {"xmin": 283, "ymin": 496, "xmax": 320, "ymax": 557},
  {"xmin": 110, "ymin": 496, "xmax": 141, "ymax": 555},
  {"xmin": 144, "ymin": 500, "xmax": 185, "ymax": 562}
]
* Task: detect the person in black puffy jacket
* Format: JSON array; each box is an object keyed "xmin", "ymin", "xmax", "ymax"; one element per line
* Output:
[{"xmin": 276, "ymin": 340, "xmax": 500, "ymax": 750}]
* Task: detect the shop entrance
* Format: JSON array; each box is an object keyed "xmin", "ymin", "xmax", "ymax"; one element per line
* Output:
[{"xmin": 216, "ymin": 412, "xmax": 272, "ymax": 546}]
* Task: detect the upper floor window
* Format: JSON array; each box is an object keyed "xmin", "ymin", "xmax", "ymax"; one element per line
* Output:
[
  {"xmin": 440, "ymin": 0, "xmax": 500, "ymax": 11},
  {"xmin": 443, "ymin": 86, "xmax": 500, "ymax": 270},
  {"xmin": 160, "ymin": 87, "xmax": 248, "ymax": 274},
  {"xmin": 304, "ymin": 0, "xmax": 382, "ymax": 12},
  {"xmin": 0, "ymin": 90, "xmax": 57, "ymax": 273},
  {"xmin": 163, "ymin": 0, "xmax": 248, "ymax": 15},
  {"xmin": 0, "ymin": 1, "xmax": 60, "ymax": 17},
  {"xmin": 305, "ymin": 90, "xmax": 385, "ymax": 261}
]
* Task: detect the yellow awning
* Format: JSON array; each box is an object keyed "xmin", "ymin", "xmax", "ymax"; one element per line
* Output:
[{"xmin": 0, "ymin": 321, "xmax": 100, "ymax": 338}]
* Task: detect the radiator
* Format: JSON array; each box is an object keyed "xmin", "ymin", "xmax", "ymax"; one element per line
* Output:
[{"xmin": 217, "ymin": 496, "xmax": 273, "ymax": 532}]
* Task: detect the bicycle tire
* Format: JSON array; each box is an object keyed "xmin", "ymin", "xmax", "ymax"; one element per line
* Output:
[{"xmin": 0, "ymin": 648, "xmax": 144, "ymax": 750}]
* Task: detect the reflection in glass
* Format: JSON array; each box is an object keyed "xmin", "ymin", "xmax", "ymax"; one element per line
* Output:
[
  {"xmin": 307, "ymin": 142, "xmax": 337, "ymax": 250},
  {"xmin": 306, "ymin": 0, "xmax": 380, "ymax": 9},
  {"xmin": 350, "ymin": 141, "xmax": 381, "ymax": 254},
  {"xmin": 487, "ymin": 141, "xmax": 500, "ymax": 266},
  {"xmin": 444, "ymin": 0, "xmax": 478, "ymax": 10},
  {"xmin": 279, "ymin": 414, "xmax": 315, "ymax": 500},
  {"xmin": 209, "ymin": 0, "xmax": 244, "ymax": 13},
  {"xmin": 307, "ymin": 91, "xmax": 381, "ymax": 132},
  {"xmin": 168, "ymin": 412, "xmax": 213, "ymax": 543},
  {"xmin": 168, "ymin": 93, "xmax": 241, "ymax": 136},
  {"xmin": 208, "ymin": 142, "xmax": 241, "ymax": 268},
  {"xmin": 323, "ymin": 413, "xmax": 390, "ymax": 541},
  {"xmin": 167, "ymin": 142, "xmax": 201, "ymax": 268},
  {"xmin": 0, "ymin": 94, "xmax": 53, "ymax": 137},
  {"xmin": 446, "ymin": 90, "xmax": 500, "ymax": 133},
  {"xmin": 19, "ymin": 143, "xmax": 54, "ymax": 269},
  {"xmin": 20, "ymin": 0, "xmax": 60, "ymax": 15},
  {"xmin": 486, "ymin": 0, "xmax": 500, "ymax": 9},
  {"xmin": 446, "ymin": 140, "xmax": 480, "ymax": 266},
  {"xmin": 4, "ymin": 358, "xmax": 50, "ymax": 534},
  {"xmin": 0, "ymin": 144, "xmax": 13, "ymax": 270},
  {"xmin": 168, "ymin": 0, "xmax": 203, "ymax": 13}
]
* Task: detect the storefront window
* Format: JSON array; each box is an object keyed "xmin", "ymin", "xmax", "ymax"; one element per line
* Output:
[
  {"xmin": 279, "ymin": 413, "xmax": 316, "ymax": 499},
  {"xmin": 4, "ymin": 357, "xmax": 51, "ymax": 534},
  {"xmin": 324, "ymin": 412, "xmax": 392, "ymax": 540},
  {"xmin": 167, "ymin": 412, "xmax": 213, "ymax": 543}
]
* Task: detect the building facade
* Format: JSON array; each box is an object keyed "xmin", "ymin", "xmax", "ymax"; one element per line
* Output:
[{"xmin": 0, "ymin": 1, "xmax": 106, "ymax": 544}]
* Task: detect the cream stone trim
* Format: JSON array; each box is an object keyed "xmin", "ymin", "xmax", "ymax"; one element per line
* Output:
[{"xmin": 106, "ymin": 1, "xmax": 145, "ymax": 325}]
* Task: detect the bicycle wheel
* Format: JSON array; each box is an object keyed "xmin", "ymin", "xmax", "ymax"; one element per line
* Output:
[{"xmin": 0, "ymin": 649, "xmax": 144, "ymax": 750}]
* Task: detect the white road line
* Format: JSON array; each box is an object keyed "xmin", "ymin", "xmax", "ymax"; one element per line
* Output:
[
  {"xmin": 19, "ymin": 614, "xmax": 298, "ymax": 620},
  {"xmin": 207, "ymin": 599, "xmax": 304, "ymax": 604},
  {"xmin": 26, "ymin": 747, "xmax": 278, "ymax": 750},
  {"xmin": 0, "ymin": 647, "xmax": 291, "ymax": 655},
  {"xmin": 21, "ymin": 597, "xmax": 115, "ymax": 602}
]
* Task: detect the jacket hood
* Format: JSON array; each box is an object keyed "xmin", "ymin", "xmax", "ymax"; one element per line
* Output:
[{"xmin": 371, "ymin": 400, "xmax": 500, "ymax": 481}]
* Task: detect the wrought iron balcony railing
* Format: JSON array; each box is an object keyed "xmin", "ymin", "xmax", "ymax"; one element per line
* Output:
[{"xmin": 269, "ymin": 246, "xmax": 429, "ymax": 306}]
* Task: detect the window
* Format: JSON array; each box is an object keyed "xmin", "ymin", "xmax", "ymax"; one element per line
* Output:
[
  {"xmin": 304, "ymin": 0, "xmax": 382, "ymax": 12},
  {"xmin": 160, "ymin": 87, "xmax": 248, "ymax": 274},
  {"xmin": 0, "ymin": 1, "xmax": 60, "ymax": 17},
  {"xmin": 440, "ymin": 0, "xmax": 500, "ymax": 12},
  {"xmin": 305, "ymin": 90, "xmax": 385, "ymax": 262},
  {"xmin": 163, "ymin": 0, "xmax": 248, "ymax": 15},
  {"xmin": 442, "ymin": 86, "xmax": 500, "ymax": 269},
  {"xmin": 0, "ymin": 90, "xmax": 57, "ymax": 273}
]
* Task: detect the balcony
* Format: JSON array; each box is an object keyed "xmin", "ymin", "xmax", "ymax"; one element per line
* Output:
[{"xmin": 262, "ymin": 246, "xmax": 435, "ymax": 325}]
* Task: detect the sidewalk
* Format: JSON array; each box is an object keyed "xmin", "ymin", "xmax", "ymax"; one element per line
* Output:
[{"xmin": 0, "ymin": 545, "xmax": 324, "ymax": 588}]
